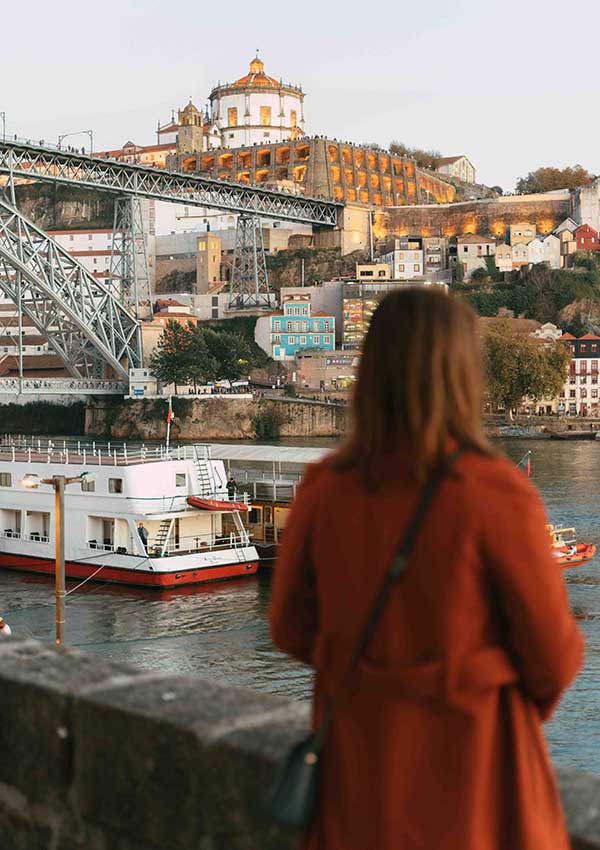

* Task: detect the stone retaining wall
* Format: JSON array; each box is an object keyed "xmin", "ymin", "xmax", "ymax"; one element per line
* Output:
[{"xmin": 0, "ymin": 641, "xmax": 599, "ymax": 849}]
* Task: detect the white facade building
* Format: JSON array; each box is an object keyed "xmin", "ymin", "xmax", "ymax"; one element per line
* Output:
[
  {"xmin": 436, "ymin": 155, "xmax": 476, "ymax": 184},
  {"xmin": 495, "ymin": 243, "xmax": 512, "ymax": 273},
  {"xmin": 209, "ymin": 56, "xmax": 305, "ymax": 149},
  {"xmin": 380, "ymin": 239, "xmax": 424, "ymax": 279},
  {"xmin": 542, "ymin": 234, "xmax": 561, "ymax": 269},
  {"xmin": 527, "ymin": 237, "xmax": 545, "ymax": 266},
  {"xmin": 456, "ymin": 235, "xmax": 496, "ymax": 278}
]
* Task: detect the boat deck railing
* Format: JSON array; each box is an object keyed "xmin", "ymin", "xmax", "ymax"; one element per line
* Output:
[{"xmin": 0, "ymin": 436, "xmax": 203, "ymax": 467}]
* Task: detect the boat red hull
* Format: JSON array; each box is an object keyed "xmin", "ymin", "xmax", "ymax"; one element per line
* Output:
[
  {"xmin": 0, "ymin": 552, "xmax": 258, "ymax": 588},
  {"xmin": 555, "ymin": 543, "xmax": 596, "ymax": 570}
]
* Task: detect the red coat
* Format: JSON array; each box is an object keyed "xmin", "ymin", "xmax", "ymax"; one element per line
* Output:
[{"xmin": 269, "ymin": 449, "xmax": 583, "ymax": 850}]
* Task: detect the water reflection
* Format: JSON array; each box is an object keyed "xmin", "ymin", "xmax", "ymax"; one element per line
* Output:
[{"xmin": 0, "ymin": 438, "xmax": 599, "ymax": 770}]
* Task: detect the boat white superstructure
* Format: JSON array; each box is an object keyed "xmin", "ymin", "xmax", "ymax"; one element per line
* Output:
[{"xmin": 0, "ymin": 440, "xmax": 258, "ymax": 588}]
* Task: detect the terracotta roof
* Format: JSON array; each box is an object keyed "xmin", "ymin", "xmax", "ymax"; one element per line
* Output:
[
  {"xmin": 310, "ymin": 311, "xmax": 335, "ymax": 318},
  {"xmin": 577, "ymin": 333, "xmax": 600, "ymax": 340},
  {"xmin": 232, "ymin": 56, "xmax": 280, "ymax": 89},
  {"xmin": 156, "ymin": 299, "xmax": 185, "ymax": 307},
  {"xmin": 456, "ymin": 235, "xmax": 496, "ymax": 244},
  {"xmin": 561, "ymin": 333, "xmax": 576, "ymax": 340},
  {"xmin": 437, "ymin": 156, "xmax": 467, "ymax": 166}
]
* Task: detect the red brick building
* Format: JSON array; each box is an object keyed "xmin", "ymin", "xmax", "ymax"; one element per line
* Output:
[{"xmin": 575, "ymin": 224, "xmax": 600, "ymax": 252}]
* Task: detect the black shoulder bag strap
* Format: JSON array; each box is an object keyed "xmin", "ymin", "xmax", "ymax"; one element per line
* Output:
[{"xmin": 317, "ymin": 446, "xmax": 465, "ymax": 742}]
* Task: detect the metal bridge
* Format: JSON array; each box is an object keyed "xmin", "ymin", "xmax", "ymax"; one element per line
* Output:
[
  {"xmin": 0, "ymin": 139, "xmax": 342, "ymax": 394},
  {"xmin": 0, "ymin": 140, "xmax": 341, "ymax": 226}
]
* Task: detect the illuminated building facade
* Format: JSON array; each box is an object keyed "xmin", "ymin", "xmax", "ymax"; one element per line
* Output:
[
  {"xmin": 168, "ymin": 138, "xmax": 454, "ymax": 208},
  {"xmin": 210, "ymin": 55, "xmax": 304, "ymax": 149}
]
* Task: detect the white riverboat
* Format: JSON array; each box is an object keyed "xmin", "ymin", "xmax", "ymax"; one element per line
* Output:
[{"xmin": 0, "ymin": 439, "xmax": 259, "ymax": 588}]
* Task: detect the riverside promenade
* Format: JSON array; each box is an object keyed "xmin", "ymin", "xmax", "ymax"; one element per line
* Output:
[{"xmin": 0, "ymin": 639, "xmax": 599, "ymax": 850}]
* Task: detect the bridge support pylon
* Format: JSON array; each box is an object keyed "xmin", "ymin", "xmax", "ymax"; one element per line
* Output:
[
  {"xmin": 228, "ymin": 215, "xmax": 272, "ymax": 310},
  {"xmin": 109, "ymin": 196, "xmax": 152, "ymax": 320}
]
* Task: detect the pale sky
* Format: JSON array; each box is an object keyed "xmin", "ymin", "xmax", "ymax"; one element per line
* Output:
[{"xmin": 3, "ymin": 0, "xmax": 599, "ymax": 192}]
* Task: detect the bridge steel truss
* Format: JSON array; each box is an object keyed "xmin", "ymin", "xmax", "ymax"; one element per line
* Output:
[
  {"xmin": 0, "ymin": 195, "xmax": 141, "ymax": 381},
  {"xmin": 0, "ymin": 141, "xmax": 342, "ymax": 226}
]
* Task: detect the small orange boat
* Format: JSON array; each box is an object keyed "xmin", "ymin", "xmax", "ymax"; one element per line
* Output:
[
  {"xmin": 187, "ymin": 495, "xmax": 249, "ymax": 513},
  {"xmin": 547, "ymin": 525, "xmax": 596, "ymax": 569}
]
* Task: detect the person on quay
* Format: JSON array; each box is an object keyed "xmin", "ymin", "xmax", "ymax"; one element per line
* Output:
[{"xmin": 269, "ymin": 288, "xmax": 583, "ymax": 850}]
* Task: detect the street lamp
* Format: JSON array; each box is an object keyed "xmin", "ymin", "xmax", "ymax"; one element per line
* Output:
[
  {"xmin": 20, "ymin": 471, "xmax": 93, "ymax": 644},
  {"xmin": 57, "ymin": 129, "xmax": 93, "ymax": 155},
  {"xmin": 0, "ymin": 112, "xmax": 5, "ymax": 141}
]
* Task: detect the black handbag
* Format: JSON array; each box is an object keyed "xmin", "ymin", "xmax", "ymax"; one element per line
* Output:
[{"xmin": 265, "ymin": 449, "xmax": 464, "ymax": 828}]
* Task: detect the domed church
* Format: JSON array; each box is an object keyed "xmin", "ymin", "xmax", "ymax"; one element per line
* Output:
[{"xmin": 209, "ymin": 54, "xmax": 305, "ymax": 149}]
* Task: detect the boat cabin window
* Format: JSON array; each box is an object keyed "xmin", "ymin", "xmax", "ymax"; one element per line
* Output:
[
  {"xmin": 81, "ymin": 478, "xmax": 95, "ymax": 492},
  {"xmin": 87, "ymin": 516, "xmax": 115, "ymax": 549},
  {"xmin": 26, "ymin": 511, "xmax": 50, "ymax": 542},
  {"xmin": 249, "ymin": 507, "xmax": 263, "ymax": 524},
  {"xmin": 108, "ymin": 478, "xmax": 123, "ymax": 494},
  {"xmin": 263, "ymin": 506, "xmax": 273, "ymax": 524},
  {"xmin": 0, "ymin": 472, "xmax": 11, "ymax": 487},
  {"xmin": 176, "ymin": 473, "xmax": 186, "ymax": 487}
]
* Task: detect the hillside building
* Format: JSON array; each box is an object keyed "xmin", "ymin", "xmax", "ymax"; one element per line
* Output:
[
  {"xmin": 436, "ymin": 155, "xmax": 476, "ymax": 185},
  {"xmin": 456, "ymin": 235, "xmax": 496, "ymax": 278},
  {"xmin": 254, "ymin": 294, "xmax": 335, "ymax": 361}
]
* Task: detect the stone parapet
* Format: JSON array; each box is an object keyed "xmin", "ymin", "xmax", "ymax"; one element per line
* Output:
[{"xmin": 0, "ymin": 641, "xmax": 598, "ymax": 849}]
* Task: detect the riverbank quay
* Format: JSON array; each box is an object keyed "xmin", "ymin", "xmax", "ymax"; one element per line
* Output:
[
  {"xmin": 2, "ymin": 398, "xmax": 600, "ymax": 441},
  {"xmin": 0, "ymin": 640, "xmax": 599, "ymax": 850}
]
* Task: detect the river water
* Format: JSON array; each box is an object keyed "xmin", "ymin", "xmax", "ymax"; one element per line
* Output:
[{"xmin": 1, "ymin": 437, "xmax": 599, "ymax": 771}]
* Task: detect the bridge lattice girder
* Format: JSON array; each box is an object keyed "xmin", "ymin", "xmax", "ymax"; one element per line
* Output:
[
  {"xmin": 0, "ymin": 196, "xmax": 141, "ymax": 380},
  {"xmin": 0, "ymin": 141, "xmax": 342, "ymax": 226}
]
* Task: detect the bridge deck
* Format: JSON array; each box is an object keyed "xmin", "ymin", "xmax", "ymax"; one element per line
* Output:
[{"xmin": 0, "ymin": 140, "xmax": 342, "ymax": 226}]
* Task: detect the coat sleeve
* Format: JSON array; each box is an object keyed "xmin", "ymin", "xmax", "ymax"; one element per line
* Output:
[
  {"xmin": 268, "ymin": 465, "xmax": 322, "ymax": 666},
  {"xmin": 482, "ymin": 470, "xmax": 584, "ymax": 720}
]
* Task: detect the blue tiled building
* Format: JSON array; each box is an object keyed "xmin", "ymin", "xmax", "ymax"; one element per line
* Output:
[{"xmin": 255, "ymin": 294, "xmax": 336, "ymax": 361}]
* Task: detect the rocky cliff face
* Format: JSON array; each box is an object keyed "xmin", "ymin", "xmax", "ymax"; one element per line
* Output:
[
  {"xmin": 266, "ymin": 248, "xmax": 367, "ymax": 291},
  {"xmin": 14, "ymin": 184, "xmax": 114, "ymax": 230},
  {"xmin": 86, "ymin": 397, "xmax": 348, "ymax": 440}
]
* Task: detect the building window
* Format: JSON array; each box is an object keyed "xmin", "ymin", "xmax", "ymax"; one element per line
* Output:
[
  {"xmin": 581, "ymin": 388, "xmax": 587, "ymax": 398},
  {"xmin": 0, "ymin": 473, "xmax": 11, "ymax": 487},
  {"xmin": 324, "ymin": 335, "xmax": 331, "ymax": 344},
  {"xmin": 593, "ymin": 389, "xmax": 599, "ymax": 398},
  {"xmin": 570, "ymin": 390, "xmax": 576, "ymax": 398},
  {"xmin": 228, "ymin": 107, "xmax": 237, "ymax": 127},
  {"xmin": 88, "ymin": 234, "xmax": 93, "ymax": 241},
  {"xmin": 176, "ymin": 473, "xmax": 186, "ymax": 487},
  {"xmin": 260, "ymin": 106, "xmax": 272, "ymax": 126},
  {"xmin": 274, "ymin": 335, "xmax": 281, "ymax": 344},
  {"xmin": 274, "ymin": 320, "xmax": 281, "ymax": 331},
  {"xmin": 300, "ymin": 336, "xmax": 307, "ymax": 344},
  {"xmin": 324, "ymin": 321, "xmax": 331, "ymax": 331},
  {"xmin": 108, "ymin": 478, "xmax": 123, "ymax": 494},
  {"xmin": 581, "ymin": 344, "xmax": 588, "ymax": 352},
  {"xmin": 398, "ymin": 265, "xmax": 405, "ymax": 272},
  {"xmin": 81, "ymin": 478, "xmax": 95, "ymax": 492},
  {"xmin": 413, "ymin": 264, "xmax": 419, "ymax": 272},
  {"xmin": 291, "ymin": 109, "xmax": 297, "ymax": 127}
]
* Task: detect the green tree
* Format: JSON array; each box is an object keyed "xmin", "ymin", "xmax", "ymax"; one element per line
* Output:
[
  {"xmin": 203, "ymin": 328, "xmax": 252, "ymax": 381},
  {"xmin": 149, "ymin": 321, "xmax": 191, "ymax": 393},
  {"xmin": 484, "ymin": 321, "xmax": 570, "ymax": 416},
  {"xmin": 389, "ymin": 140, "xmax": 441, "ymax": 171},
  {"xmin": 186, "ymin": 325, "xmax": 219, "ymax": 389},
  {"xmin": 516, "ymin": 165, "xmax": 594, "ymax": 194},
  {"xmin": 455, "ymin": 260, "xmax": 465, "ymax": 284},
  {"xmin": 470, "ymin": 266, "xmax": 489, "ymax": 284}
]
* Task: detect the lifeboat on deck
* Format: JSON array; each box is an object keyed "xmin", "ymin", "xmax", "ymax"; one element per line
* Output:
[
  {"xmin": 187, "ymin": 495, "xmax": 249, "ymax": 512},
  {"xmin": 547, "ymin": 525, "xmax": 596, "ymax": 569}
]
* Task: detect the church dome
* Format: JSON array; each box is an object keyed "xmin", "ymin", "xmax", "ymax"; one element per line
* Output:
[
  {"xmin": 232, "ymin": 55, "xmax": 280, "ymax": 89},
  {"xmin": 182, "ymin": 100, "xmax": 200, "ymax": 113}
]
